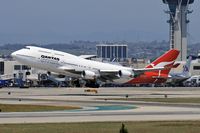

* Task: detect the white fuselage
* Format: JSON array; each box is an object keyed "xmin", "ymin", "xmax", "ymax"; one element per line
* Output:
[{"xmin": 12, "ymin": 46, "xmax": 133, "ymax": 84}]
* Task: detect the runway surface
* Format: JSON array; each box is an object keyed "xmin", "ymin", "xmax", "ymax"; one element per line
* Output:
[{"xmin": 0, "ymin": 87, "xmax": 200, "ymax": 123}]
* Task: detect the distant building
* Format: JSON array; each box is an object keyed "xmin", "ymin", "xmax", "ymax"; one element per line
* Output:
[
  {"xmin": 96, "ymin": 44, "xmax": 128, "ymax": 61},
  {"xmin": 0, "ymin": 58, "xmax": 46, "ymax": 82},
  {"xmin": 190, "ymin": 53, "xmax": 200, "ymax": 76},
  {"xmin": 0, "ymin": 59, "xmax": 31, "ymax": 81},
  {"xmin": 171, "ymin": 52, "xmax": 200, "ymax": 76}
]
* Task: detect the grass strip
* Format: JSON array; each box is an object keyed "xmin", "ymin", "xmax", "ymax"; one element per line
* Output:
[
  {"xmin": 0, "ymin": 104, "xmax": 81, "ymax": 112},
  {"xmin": 1, "ymin": 121, "xmax": 200, "ymax": 133}
]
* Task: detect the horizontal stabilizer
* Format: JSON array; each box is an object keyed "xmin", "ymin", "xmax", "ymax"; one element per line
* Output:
[{"xmin": 152, "ymin": 76, "xmax": 168, "ymax": 79}]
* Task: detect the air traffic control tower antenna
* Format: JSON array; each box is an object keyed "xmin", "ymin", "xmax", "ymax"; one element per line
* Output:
[{"xmin": 163, "ymin": 0, "xmax": 194, "ymax": 61}]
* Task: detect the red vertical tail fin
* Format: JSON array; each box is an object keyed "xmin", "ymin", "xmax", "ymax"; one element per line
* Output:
[
  {"xmin": 126, "ymin": 49, "xmax": 179, "ymax": 84},
  {"xmin": 146, "ymin": 49, "xmax": 180, "ymax": 75}
]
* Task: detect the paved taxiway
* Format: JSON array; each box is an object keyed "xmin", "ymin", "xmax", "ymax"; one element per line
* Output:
[{"xmin": 0, "ymin": 87, "xmax": 200, "ymax": 123}]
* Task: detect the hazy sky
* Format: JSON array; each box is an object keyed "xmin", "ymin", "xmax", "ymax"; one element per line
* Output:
[{"xmin": 0, "ymin": 0, "xmax": 199, "ymax": 44}]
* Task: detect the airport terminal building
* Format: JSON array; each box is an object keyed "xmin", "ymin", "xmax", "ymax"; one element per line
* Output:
[
  {"xmin": 0, "ymin": 58, "xmax": 47, "ymax": 86},
  {"xmin": 191, "ymin": 53, "xmax": 200, "ymax": 75}
]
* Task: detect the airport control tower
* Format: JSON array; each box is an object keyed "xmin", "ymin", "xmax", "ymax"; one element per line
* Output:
[{"xmin": 163, "ymin": 0, "xmax": 194, "ymax": 61}]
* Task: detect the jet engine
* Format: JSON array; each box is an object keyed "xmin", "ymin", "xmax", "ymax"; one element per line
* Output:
[
  {"xmin": 81, "ymin": 70, "xmax": 96, "ymax": 80},
  {"xmin": 119, "ymin": 70, "xmax": 133, "ymax": 78}
]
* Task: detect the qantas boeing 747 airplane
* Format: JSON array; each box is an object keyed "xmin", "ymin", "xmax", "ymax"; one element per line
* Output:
[{"xmin": 11, "ymin": 46, "xmax": 179, "ymax": 87}]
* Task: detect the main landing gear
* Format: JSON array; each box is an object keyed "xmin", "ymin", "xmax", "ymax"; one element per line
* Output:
[{"xmin": 72, "ymin": 79, "xmax": 100, "ymax": 88}]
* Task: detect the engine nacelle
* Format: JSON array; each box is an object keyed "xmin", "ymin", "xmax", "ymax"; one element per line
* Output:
[
  {"xmin": 119, "ymin": 70, "xmax": 133, "ymax": 78},
  {"xmin": 81, "ymin": 70, "xmax": 96, "ymax": 80}
]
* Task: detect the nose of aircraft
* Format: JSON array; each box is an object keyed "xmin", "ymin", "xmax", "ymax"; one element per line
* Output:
[{"xmin": 11, "ymin": 51, "xmax": 17, "ymax": 58}]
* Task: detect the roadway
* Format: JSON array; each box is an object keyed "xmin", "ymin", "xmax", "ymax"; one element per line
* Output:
[{"xmin": 0, "ymin": 87, "xmax": 200, "ymax": 123}]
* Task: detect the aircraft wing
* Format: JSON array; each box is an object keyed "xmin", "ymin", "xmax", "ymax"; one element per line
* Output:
[
  {"xmin": 98, "ymin": 67, "xmax": 165, "ymax": 81},
  {"xmin": 99, "ymin": 70, "xmax": 119, "ymax": 74},
  {"xmin": 133, "ymin": 67, "xmax": 165, "ymax": 75},
  {"xmin": 134, "ymin": 67, "xmax": 165, "ymax": 72},
  {"xmin": 59, "ymin": 66, "xmax": 120, "ymax": 81},
  {"xmin": 99, "ymin": 70, "xmax": 120, "ymax": 82},
  {"xmin": 58, "ymin": 66, "xmax": 83, "ymax": 75},
  {"xmin": 58, "ymin": 66, "xmax": 75, "ymax": 71},
  {"xmin": 58, "ymin": 66, "xmax": 167, "ymax": 81},
  {"xmin": 79, "ymin": 55, "xmax": 97, "ymax": 59}
]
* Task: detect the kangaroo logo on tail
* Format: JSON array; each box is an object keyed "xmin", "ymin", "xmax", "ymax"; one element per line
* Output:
[{"xmin": 145, "ymin": 49, "xmax": 179, "ymax": 76}]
